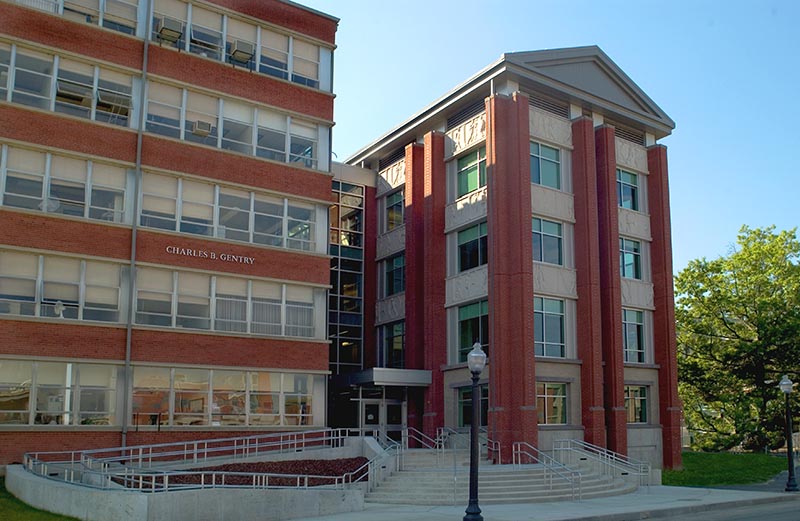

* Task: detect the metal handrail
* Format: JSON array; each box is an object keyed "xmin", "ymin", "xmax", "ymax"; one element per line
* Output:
[
  {"xmin": 22, "ymin": 428, "xmax": 398, "ymax": 493},
  {"xmin": 512, "ymin": 441, "xmax": 581, "ymax": 500},
  {"xmin": 478, "ymin": 427, "xmax": 501, "ymax": 463},
  {"xmin": 553, "ymin": 439, "xmax": 651, "ymax": 487},
  {"xmin": 403, "ymin": 426, "xmax": 439, "ymax": 450}
]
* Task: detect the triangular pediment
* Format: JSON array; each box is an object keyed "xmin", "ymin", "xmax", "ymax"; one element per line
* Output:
[{"xmin": 505, "ymin": 46, "xmax": 673, "ymax": 129}]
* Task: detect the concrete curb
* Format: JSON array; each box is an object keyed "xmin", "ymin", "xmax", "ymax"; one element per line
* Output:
[{"xmin": 563, "ymin": 493, "xmax": 799, "ymax": 521}]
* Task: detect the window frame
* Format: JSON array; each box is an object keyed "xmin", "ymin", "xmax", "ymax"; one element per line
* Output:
[
  {"xmin": 532, "ymin": 217, "xmax": 563, "ymax": 266},
  {"xmin": 534, "ymin": 296, "xmax": 565, "ymax": 358},
  {"xmin": 458, "ymin": 299, "xmax": 489, "ymax": 362},
  {"xmin": 616, "ymin": 168, "xmax": 639, "ymax": 211},
  {"xmin": 457, "ymin": 221, "xmax": 488, "ymax": 272},
  {"xmin": 456, "ymin": 146, "xmax": 486, "ymax": 199},
  {"xmin": 530, "ymin": 141, "xmax": 561, "ymax": 189},
  {"xmin": 536, "ymin": 382, "xmax": 567, "ymax": 425},
  {"xmin": 384, "ymin": 189, "xmax": 404, "ymax": 232},
  {"xmin": 622, "ymin": 308, "xmax": 645, "ymax": 363},
  {"xmin": 619, "ymin": 237, "xmax": 642, "ymax": 280},
  {"xmin": 383, "ymin": 253, "xmax": 405, "ymax": 297},
  {"xmin": 624, "ymin": 385, "xmax": 648, "ymax": 424}
]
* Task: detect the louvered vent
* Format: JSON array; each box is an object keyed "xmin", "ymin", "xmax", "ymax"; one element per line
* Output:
[
  {"xmin": 378, "ymin": 146, "xmax": 406, "ymax": 171},
  {"xmin": 528, "ymin": 94, "xmax": 569, "ymax": 119},
  {"xmin": 446, "ymin": 99, "xmax": 485, "ymax": 130},
  {"xmin": 612, "ymin": 124, "xmax": 646, "ymax": 146}
]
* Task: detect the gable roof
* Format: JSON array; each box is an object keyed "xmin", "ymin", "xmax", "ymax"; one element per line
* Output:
[{"xmin": 503, "ymin": 45, "xmax": 674, "ymax": 131}]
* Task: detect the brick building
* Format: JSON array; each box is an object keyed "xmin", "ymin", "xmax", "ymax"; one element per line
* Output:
[
  {"xmin": 0, "ymin": 0, "xmax": 337, "ymax": 465},
  {"xmin": 343, "ymin": 46, "xmax": 681, "ymax": 469}
]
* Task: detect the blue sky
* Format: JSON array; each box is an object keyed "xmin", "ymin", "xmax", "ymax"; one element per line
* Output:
[{"xmin": 302, "ymin": 0, "xmax": 799, "ymax": 273}]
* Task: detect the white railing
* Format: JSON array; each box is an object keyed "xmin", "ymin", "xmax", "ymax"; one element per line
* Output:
[
  {"xmin": 553, "ymin": 439, "xmax": 651, "ymax": 487},
  {"xmin": 23, "ymin": 428, "xmax": 396, "ymax": 493},
  {"xmin": 512, "ymin": 441, "xmax": 581, "ymax": 500}
]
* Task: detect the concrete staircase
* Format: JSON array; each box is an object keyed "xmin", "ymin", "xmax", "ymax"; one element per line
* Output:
[{"xmin": 365, "ymin": 449, "xmax": 638, "ymax": 505}]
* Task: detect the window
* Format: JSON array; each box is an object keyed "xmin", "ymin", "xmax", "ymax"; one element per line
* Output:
[
  {"xmin": 380, "ymin": 321, "xmax": 405, "ymax": 369},
  {"xmin": 2, "ymin": 146, "xmax": 128, "ymax": 223},
  {"xmin": 620, "ymin": 237, "xmax": 641, "ymax": 279},
  {"xmin": 537, "ymin": 382, "xmax": 567, "ymax": 425},
  {"xmin": 0, "ymin": 43, "xmax": 10, "ymax": 101},
  {"xmin": 384, "ymin": 253, "xmax": 405, "ymax": 297},
  {"xmin": 0, "ymin": 250, "xmax": 123, "ymax": 322},
  {"xmin": 287, "ymin": 201, "xmax": 316, "ymax": 251},
  {"xmin": 131, "ymin": 366, "xmax": 170, "ymax": 426},
  {"xmin": 225, "ymin": 19, "xmax": 257, "ymax": 70},
  {"xmin": 140, "ymin": 173, "xmax": 178, "ymax": 230},
  {"xmin": 617, "ymin": 168, "xmax": 639, "ymax": 211},
  {"xmin": 260, "ymin": 29, "xmax": 289, "ymax": 80},
  {"xmin": 249, "ymin": 371, "xmax": 280, "ymax": 425},
  {"xmin": 0, "ymin": 360, "xmax": 121, "ymax": 426},
  {"xmin": 283, "ymin": 374, "xmax": 314, "ymax": 425},
  {"xmin": 179, "ymin": 179, "xmax": 214, "ymax": 236},
  {"xmin": 623, "ymin": 308, "xmax": 645, "ymax": 363},
  {"xmin": 212, "ymin": 370, "xmax": 246, "ymax": 425},
  {"xmin": 62, "ymin": 0, "xmax": 139, "ymax": 35},
  {"xmin": 456, "ymin": 146, "xmax": 486, "ymax": 198},
  {"xmin": 12, "ymin": 48, "xmax": 53, "ymax": 110},
  {"xmin": 291, "ymin": 39, "xmax": 319, "ymax": 89},
  {"xmin": 134, "ymin": 269, "xmax": 321, "ymax": 339},
  {"xmin": 458, "ymin": 384, "xmax": 488, "ymax": 427},
  {"xmin": 458, "ymin": 222, "xmax": 488, "ymax": 272},
  {"xmin": 530, "ymin": 142, "xmax": 560, "ymax": 189},
  {"xmin": 532, "ymin": 217, "xmax": 562, "ymax": 265},
  {"xmin": 534, "ymin": 297, "xmax": 564, "ymax": 358},
  {"xmin": 173, "ymin": 368, "xmax": 208, "ymax": 425},
  {"xmin": 189, "ymin": 6, "xmax": 223, "ymax": 61},
  {"xmin": 145, "ymin": 82, "xmax": 326, "ymax": 169},
  {"xmin": 217, "ymin": 187, "xmax": 250, "ymax": 242},
  {"xmin": 624, "ymin": 385, "xmax": 648, "ymax": 423},
  {"xmin": 458, "ymin": 300, "xmax": 488, "ymax": 362},
  {"xmin": 385, "ymin": 190, "xmax": 404, "ymax": 232}
]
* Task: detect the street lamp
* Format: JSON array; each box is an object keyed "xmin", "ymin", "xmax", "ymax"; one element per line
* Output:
[
  {"xmin": 464, "ymin": 341, "xmax": 487, "ymax": 521},
  {"xmin": 779, "ymin": 375, "xmax": 798, "ymax": 492}
]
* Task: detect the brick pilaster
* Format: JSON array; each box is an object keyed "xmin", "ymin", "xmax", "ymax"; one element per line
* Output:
[
  {"xmin": 595, "ymin": 125, "xmax": 627, "ymax": 454},
  {"xmin": 571, "ymin": 117, "xmax": 606, "ymax": 447},
  {"xmin": 420, "ymin": 133, "xmax": 448, "ymax": 439},
  {"xmin": 486, "ymin": 93, "xmax": 536, "ymax": 462},
  {"xmin": 647, "ymin": 145, "xmax": 683, "ymax": 470},
  {"xmin": 404, "ymin": 143, "xmax": 427, "ymax": 372}
]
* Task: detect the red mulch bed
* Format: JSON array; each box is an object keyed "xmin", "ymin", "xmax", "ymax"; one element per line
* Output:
[{"xmin": 121, "ymin": 457, "xmax": 369, "ymax": 488}]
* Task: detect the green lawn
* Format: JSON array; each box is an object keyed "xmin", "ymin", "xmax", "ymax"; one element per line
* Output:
[
  {"xmin": 663, "ymin": 452, "xmax": 788, "ymax": 487},
  {"xmin": 0, "ymin": 478, "xmax": 79, "ymax": 521}
]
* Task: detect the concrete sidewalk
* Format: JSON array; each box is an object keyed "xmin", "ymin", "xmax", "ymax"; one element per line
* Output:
[{"xmin": 291, "ymin": 485, "xmax": 799, "ymax": 521}]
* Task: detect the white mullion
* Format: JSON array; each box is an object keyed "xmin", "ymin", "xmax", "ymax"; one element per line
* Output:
[
  {"xmin": 255, "ymin": 26, "xmax": 262, "ymax": 72},
  {"xmin": 179, "ymin": 88, "xmax": 188, "ymax": 140},
  {"xmin": 184, "ymin": 3, "xmax": 193, "ymax": 52},
  {"xmin": 212, "ymin": 184, "xmax": 220, "ymax": 237},
  {"xmin": 168, "ymin": 368, "xmax": 175, "ymax": 426},
  {"xmin": 0, "ymin": 144, "xmax": 7, "ymax": 206},
  {"xmin": 35, "ymin": 255, "xmax": 44, "ymax": 317},
  {"xmin": 246, "ymin": 279, "xmax": 252, "ymax": 334},
  {"xmin": 78, "ymin": 260, "xmax": 86, "ymax": 320},
  {"xmin": 244, "ymin": 370, "xmax": 251, "ymax": 426},
  {"xmin": 85, "ymin": 160, "xmax": 93, "ymax": 219},
  {"xmin": 43, "ymin": 153, "xmax": 52, "ymax": 213},
  {"xmin": 207, "ymin": 369, "xmax": 214, "ymax": 425},
  {"xmin": 98, "ymin": 0, "xmax": 107, "ymax": 29},
  {"xmin": 280, "ymin": 284, "xmax": 286, "ymax": 337},
  {"xmin": 210, "ymin": 276, "xmax": 217, "ymax": 332},
  {"xmin": 248, "ymin": 192, "xmax": 255, "ymax": 243},
  {"xmin": 5, "ymin": 45, "xmax": 15, "ymax": 103},
  {"xmin": 287, "ymin": 36, "xmax": 294, "ymax": 82},
  {"xmin": 90, "ymin": 66, "xmax": 100, "ymax": 121},
  {"xmin": 64, "ymin": 363, "xmax": 73, "ymax": 425},
  {"xmin": 28, "ymin": 363, "xmax": 38, "ymax": 425},
  {"xmin": 175, "ymin": 177, "xmax": 183, "ymax": 232},
  {"xmin": 284, "ymin": 116, "xmax": 291, "ymax": 163},
  {"xmin": 278, "ymin": 372, "xmax": 285, "ymax": 425},
  {"xmin": 221, "ymin": 15, "xmax": 228, "ymax": 64},
  {"xmin": 251, "ymin": 107, "xmax": 258, "ymax": 156},
  {"xmin": 216, "ymin": 98, "xmax": 224, "ymax": 149},
  {"xmin": 282, "ymin": 198, "xmax": 288, "ymax": 248},
  {"xmin": 171, "ymin": 271, "xmax": 178, "ymax": 327},
  {"xmin": 57, "ymin": 0, "xmax": 64, "ymax": 15},
  {"xmin": 49, "ymin": 55, "xmax": 59, "ymax": 112}
]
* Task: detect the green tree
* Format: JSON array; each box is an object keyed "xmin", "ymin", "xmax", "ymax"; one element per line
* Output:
[{"xmin": 676, "ymin": 226, "xmax": 800, "ymax": 451}]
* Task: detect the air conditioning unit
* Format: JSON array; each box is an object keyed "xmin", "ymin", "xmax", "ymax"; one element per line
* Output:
[
  {"xmin": 191, "ymin": 120, "xmax": 212, "ymax": 137},
  {"xmin": 156, "ymin": 16, "xmax": 183, "ymax": 43},
  {"xmin": 230, "ymin": 40, "xmax": 255, "ymax": 62}
]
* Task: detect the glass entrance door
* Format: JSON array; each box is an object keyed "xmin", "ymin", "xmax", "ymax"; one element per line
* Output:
[{"xmin": 360, "ymin": 399, "xmax": 405, "ymax": 441}]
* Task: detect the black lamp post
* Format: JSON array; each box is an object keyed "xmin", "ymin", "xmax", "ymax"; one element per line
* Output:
[
  {"xmin": 464, "ymin": 341, "xmax": 487, "ymax": 521},
  {"xmin": 779, "ymin": 375, "xmax": 798, "ymax": 492}
]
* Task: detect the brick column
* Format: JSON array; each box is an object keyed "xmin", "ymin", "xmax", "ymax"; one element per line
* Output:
[
  {"xmin": 486, "ymin": 93, "xmax": 536, "ymax": 462},
  {"xmin": 404, "ymin": 143, "xmax": 426, "ymax": 372},
  {"xmin": 420, "ymin": 132, "xmax": 448, "ymax": 438},
  {"xmin": 571, "ymin": 117, "xmax": 606, "ymax": 447},
  {"xmin": 595, "ymin": 125, "xmax": 627, "ymax": 454},
  {"xmin": 647, "ymin": 145, "xmax": 683, "ymax": 470}
]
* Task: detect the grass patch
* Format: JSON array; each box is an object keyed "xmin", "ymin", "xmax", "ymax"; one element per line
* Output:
[
  {"xmin": 0, "ymin": 478, "xmax": 79, "ymax": 521},
  {"xmin": 663, "ymin": 452, "xmax": 787, "ymax": 486}
]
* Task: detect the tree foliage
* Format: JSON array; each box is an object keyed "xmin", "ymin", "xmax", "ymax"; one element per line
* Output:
[{"xmin": 676, "ymin": 226, "xmax": 800, "ymax": 451}]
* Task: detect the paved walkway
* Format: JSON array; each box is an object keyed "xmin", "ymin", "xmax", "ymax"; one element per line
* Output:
[{"xmin": 291, "ymin": 468, "xmax": 800, "ymax": 521}]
